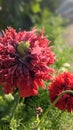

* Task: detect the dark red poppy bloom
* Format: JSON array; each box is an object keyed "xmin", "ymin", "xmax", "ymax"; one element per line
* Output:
[
  {"xmin": 49, "ymin": 72, "xmax": 73, "ymax": 112},
  {"xmin": 0, "ymin": 27, "xmax": 55, "ymax": 97}
]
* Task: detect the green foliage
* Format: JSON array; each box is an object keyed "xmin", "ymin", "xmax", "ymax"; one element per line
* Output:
[
  {"xmin": 0, "ymin": 0, "xmax": 42, "ymax": 30},
  {"xmin": 41, "ymin": 0, "xmax": 59, "ymax": 12},
  {"xmin": 0, "ymin": 4, "xmax": 73, "ymax": 129},
  {"xmin": 0, "ymin": 0, "xmax": 59, "ymax": 30}
]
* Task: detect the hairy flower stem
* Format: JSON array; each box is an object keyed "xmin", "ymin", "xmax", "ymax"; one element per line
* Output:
[
  {"xmin": 34, "ymin": 90, "xmax": 73, "ymax": 129},
  {"xmin": 9, "ymin": 94, "xmax": 20, "ymax": 121}
]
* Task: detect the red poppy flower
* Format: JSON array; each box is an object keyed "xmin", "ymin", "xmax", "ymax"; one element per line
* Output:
[
  {"xmin": 49, "ymin": 72, "xmax": 73, "ymax": 112},
  {"xmin": 0, "ymin": 27, "xmax": 55, "ymax": 97}
]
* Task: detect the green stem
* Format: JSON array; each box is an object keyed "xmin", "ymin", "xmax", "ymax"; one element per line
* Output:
[
  {"xmin": 9, "ymin": 94, "xmax": 20, "ymax": 121},
  {"xmin": 35, "ymin": 90, "xmax": 73, "ymax": 129}
]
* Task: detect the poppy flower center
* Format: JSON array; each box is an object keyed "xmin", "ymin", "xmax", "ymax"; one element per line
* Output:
[{"xmin": 17, "ymin": 41, "xmax": 30, "ymax": 57}]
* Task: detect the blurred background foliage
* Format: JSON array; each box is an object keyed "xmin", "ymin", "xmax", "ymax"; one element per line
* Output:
[
  {"xmin": 0, "ymin": 0, "xmax": 73, "ymax": 130},
  {"xmin": 0, "ymin": 0, "xmax": 59, "ymax": 30}
]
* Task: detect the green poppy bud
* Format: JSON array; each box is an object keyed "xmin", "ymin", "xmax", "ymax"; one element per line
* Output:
[{"xmin": 17, "ymin": 41, "xmax": 30, "ymax": 56}]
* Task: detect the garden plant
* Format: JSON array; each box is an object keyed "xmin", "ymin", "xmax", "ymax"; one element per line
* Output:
[
  {"xmin": 0, "ymin": 1, "xmax": 73, "ymax": 128},
  {"xmin": 0, "ymin": 20, "xmax": 73, "ymax": 130}
]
